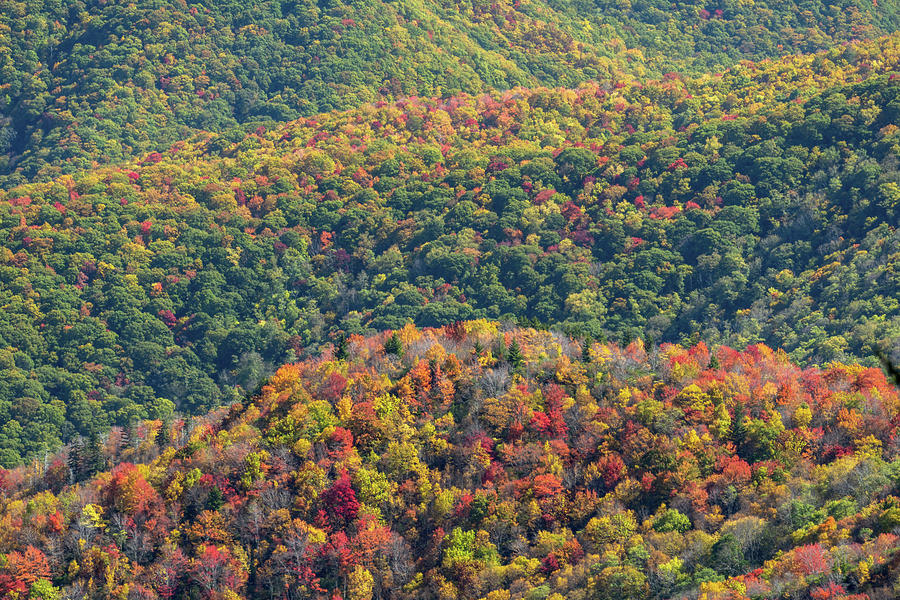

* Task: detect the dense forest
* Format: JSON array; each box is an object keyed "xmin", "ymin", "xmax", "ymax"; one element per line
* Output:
[
  {"xmin": 2, "ymin": 0, "xmax": 900, "ymax": 182},
  {"xmin": 1, "ymin": 34, "xmax": 900, "ymax": 465},
  {"xmin": 0, "ymin": 323, "xmax": 897, "ymax": 599},
  {"xmin": 2, "ymin": 0, "xmax": 900, "ymax": 597}
]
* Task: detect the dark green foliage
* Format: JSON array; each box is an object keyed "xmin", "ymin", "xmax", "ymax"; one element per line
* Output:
[
  {"xmin": 507, "ymin": 338, "xmax": 524, "ymax": 369},
  {"xmin": 155, "ymin": 420, "xmax": 171, "ymax": 449},
  {"xmin": 335, "ymin": 334, "xmax": 349, "ymax": 361},
  {"xmin": 710, "ymin": 534, "xmax": 748, "ymax": 576},
  {"xmin": 205, "ymin": 485, "xmax": 225, "ymax": 512},
  {"xmin": 383, "ymin": 333, "xmax": 403, "ymax": 357},
  {"xmin": 731, "ymin": 402, "xmax": 749, "ymax": 460}
]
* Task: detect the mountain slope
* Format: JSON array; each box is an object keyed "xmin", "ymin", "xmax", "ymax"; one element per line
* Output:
[
  {"xmin": 1, "ymin": 35, "xmax": 900, "ymax": 465},
  {"xmin": 0, "ymin": 323, "xmax": 897, "ymax": 599},
  {"xmin": 2, "ymin": 0, "xmax": 899, "ymax": 182}
]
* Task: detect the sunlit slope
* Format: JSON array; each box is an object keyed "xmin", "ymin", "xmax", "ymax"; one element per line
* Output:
[
  {"xmin": 0, "ymin": 323, "xmax": 897, "ymax": 599},
  {"xmin": 1, "ymin": 0, "xmax": 898, "ymax": 181}
]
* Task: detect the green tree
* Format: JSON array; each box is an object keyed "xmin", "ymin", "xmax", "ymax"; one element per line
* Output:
[
  {"xmin": 384, "ymin": 333, "xmax": 403, "ymax": 357},
  {"xmin": 507, "ymin": 338, "xmax": 524, "ymax": 370}
]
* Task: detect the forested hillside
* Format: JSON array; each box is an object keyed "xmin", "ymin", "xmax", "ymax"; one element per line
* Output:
[
  {"xmin": 1, "ymin": 35, "xmax": 900, "ymax": 465},
  {"xmin": 0, "ymin": 323, "xmax": 897, "ymax": 599},
  {"xmin": 2, "ymin": 0, "xmax": 900, "ymax": 598},
  {"xmin": 2, "ymin": 0, "xmax": 898, "ymax": 182}
]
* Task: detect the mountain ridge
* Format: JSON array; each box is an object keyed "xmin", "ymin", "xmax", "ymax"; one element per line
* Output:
[{"xmin": 3, "ymin": 0, "xmax": 900, "ymax": 182}]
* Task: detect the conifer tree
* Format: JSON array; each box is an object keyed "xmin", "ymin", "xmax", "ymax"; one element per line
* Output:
[
  {"xmin": 85, "ymin": 428, "xmax": 105, "ymax": 478},
  {"xmin": 384, "ymin": 332, "xmax": 403, "ymax": 357},
  {"xmin": 206, "ymin": 485, "xmax": 225, "ymax": 511},
  {"xmin": 508, "ymin": 338, "xmax": 524, "ymax": 370},
  {"xmin": 731, "ymin": 402, "xmax": 748, "ymax": 459},
  {"xmin": 335, "ymin": 334, "xmax": 349, "ymax": 361},
  {"xmin": 156, "ymin": 419, "xmax": 171, "ymax": 449}
]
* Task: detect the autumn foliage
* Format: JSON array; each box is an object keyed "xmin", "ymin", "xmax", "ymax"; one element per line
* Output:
[{"xmin": 0, "ymin": 323, "xmax": 895, "ymax": 599}]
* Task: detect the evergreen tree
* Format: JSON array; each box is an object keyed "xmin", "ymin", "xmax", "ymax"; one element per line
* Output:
[
  {"xmin": 582, "ymin": 336, "xmax": 593, "ymax": 363},
  {"xmin": 156, "ymin": 419, "xmax": 171, "ymax": 448},
  {"xmin": 384, "ymin": 332, "xmax": 403, "ymax": 357},
  {"xmin": 508, "ymin": 338, "xmax": 524, "ymax": 370},
  {"xmin": 85, "ymin": 429, "xmax": 106, "ymax": 478},
  {"xmin": 335, "ymin": 334, "xmax": 349, "ymax": 361},
  {"xmin": 730, "ymin": 402, "xmax": 748, "ymax": 459},
  {"xmin": 206, "ymin": 485, "xmax": 225, "ymax": 511}
]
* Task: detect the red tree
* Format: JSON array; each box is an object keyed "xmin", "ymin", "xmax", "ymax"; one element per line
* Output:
[{"xmin": 321, "ymin": 471, "xmax": 360, "ymax": 526}]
